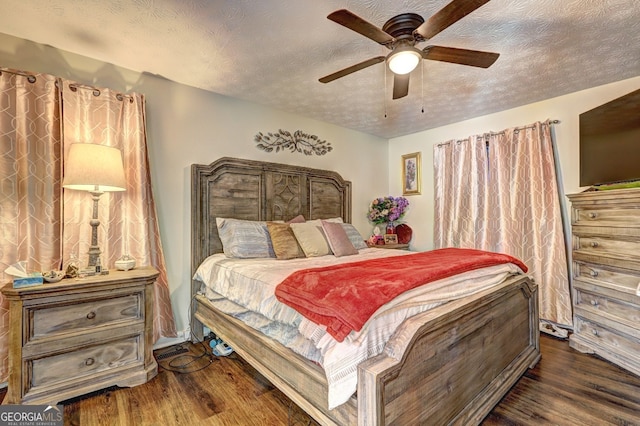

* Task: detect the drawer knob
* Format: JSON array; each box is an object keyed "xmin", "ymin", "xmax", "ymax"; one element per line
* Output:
[
  {"xmin": 590, "ymin": 299, "xmax": 599, "ymax": 307},
  {"xmin": 590, "ymin": 241, "xmax": 599, "ymax": 248},
  {"xmin": 86, "ymin": 311, "xmax": 96, "ymax": 320},
  {"xmin": 590, "ymin": 270, "xmax": 599, "ymax": 277},
  {"xmin": 85, "ymin": 357, "xmax": 95, "ymax": 366},
  {"xmin": 588, "ymin": 212, "xmax": 597, "ymax": 219},
  {"xmin": 592, "ymin": 329, "xmax": 599, "ymax": 336}
]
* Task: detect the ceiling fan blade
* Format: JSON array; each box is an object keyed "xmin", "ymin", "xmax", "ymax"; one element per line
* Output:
[
  {"xmin": 415, "ymin": 0, "xmax": 491, "ymax": 40},
  {"xmin": 328, "ymin": 9, "xmax": 394, "ymax": 46},
  {"xmin": 319, "ymin": 56, "xmax": 386, "ymax": 83},
  {"xmin": 422, "ymin": 45, "xmax": 499, "ymax": 68},
  {"xmin": 392, "ymin": 74, "xmax": 410, "ymax": 99}
]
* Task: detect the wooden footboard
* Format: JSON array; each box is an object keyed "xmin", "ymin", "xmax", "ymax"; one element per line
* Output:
[
  {"xmin": 192, "ymin": 274, "xmax": 539, "ymax": 426},
  {"xmin": 358, "ymin": 274, "xmax": 539, "ymax": 425}
]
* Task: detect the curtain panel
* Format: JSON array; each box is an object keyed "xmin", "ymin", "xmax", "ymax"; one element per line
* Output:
[
  {"xmin": 0, "ymin": 69, "xmax": 176, "ymax": 383},
  {"xmin": 0, "ymin": 70, "xmax": 62, "ymax": 381},
  {"xmin": 433, "ymin": 121, "xmax": 572, "ymax": 329}
]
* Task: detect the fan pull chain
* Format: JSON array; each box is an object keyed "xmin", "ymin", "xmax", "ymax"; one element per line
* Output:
[
  {"xmin": 421, "ymin": 60, "xmax": 425, "ymax": 114},
  {"xmin": 383, "ymin": 65, "xmax": 388, "ymax": 118}
]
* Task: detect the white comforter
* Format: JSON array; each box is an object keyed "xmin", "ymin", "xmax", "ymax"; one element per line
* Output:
[{"xmin": 193, "ymin": 248, "xmax": 523, "ymax": 409}]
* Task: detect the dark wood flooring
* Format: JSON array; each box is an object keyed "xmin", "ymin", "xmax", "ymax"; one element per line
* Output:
[{"xmin": 2, "ymin": 334, "xmax": 639, "ymax": 425}]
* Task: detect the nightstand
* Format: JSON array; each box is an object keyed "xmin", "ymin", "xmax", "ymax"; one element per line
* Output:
[
  {"xmin": 367, "ymin": 243, "xmax": 410, "ymax": 250},
  {"xmin": 1, "ymin": 267, "xmax": 159, "ymax": 405}
]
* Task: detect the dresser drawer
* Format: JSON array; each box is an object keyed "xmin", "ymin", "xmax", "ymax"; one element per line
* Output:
[
  {"xmin": 29, "ymin": 335, "xmax": 142, "ymax": 391},
  {"xmin": 572, "ymin": 235, "xmax": 640, "ymax": 271},
  {"xmin": 574, "ymin": 235, "xmax": 640, "ymax": 258},
  {"xmin": 573, "ymin": 262, "xmax": 640, "ymax": 293},
  {"xmin": 574, "ymin": 206, "xmax": 640, "ymax": 228},
  {"xmin": 29, "ymin": 293, "xmax": 142, "ymax": 341},
  {"xmin": 573, "ymin": 316, "xmax": 640, "ymax": 358},
  {"xmin": 574, "ymin": 282, "xmax": 640, "ymax": 328}
]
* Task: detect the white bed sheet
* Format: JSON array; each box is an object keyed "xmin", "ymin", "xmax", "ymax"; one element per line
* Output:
[{"xmin": 193, "ymin": 248, "xmax": 524, "ymax": 409}]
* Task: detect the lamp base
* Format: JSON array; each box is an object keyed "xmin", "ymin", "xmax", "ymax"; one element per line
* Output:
[
  {"xmin": 88, "ymin": 245, "xmax": 101, "ymax": 268},
  {"xmin": 87, "ymin": 190, "xmax": 103, "ymax": 267}
]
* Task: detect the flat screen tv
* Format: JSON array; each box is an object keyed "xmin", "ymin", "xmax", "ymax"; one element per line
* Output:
[{"xmin": 579, "ymin": 88, "xmax": 640, "ymax": 187}]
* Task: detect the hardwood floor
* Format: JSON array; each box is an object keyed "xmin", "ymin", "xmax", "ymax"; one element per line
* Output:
[{"xmin": 2, "ymin": 334, "xmax": 639, "ymax": 425}]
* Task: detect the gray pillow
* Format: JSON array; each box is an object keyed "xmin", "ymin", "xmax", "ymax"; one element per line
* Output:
[
  {"xmin": 341, "ymin": 223, "xmax": 367, "ymax": 250},
  {"xmin": 216, "ymin": 217, "xmax": 275, "ymax": 258}
]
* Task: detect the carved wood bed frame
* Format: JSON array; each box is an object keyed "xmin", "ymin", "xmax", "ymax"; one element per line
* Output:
[{"xmin": 190, "ymin": 157, "xmax": 541, "ymax": 425}]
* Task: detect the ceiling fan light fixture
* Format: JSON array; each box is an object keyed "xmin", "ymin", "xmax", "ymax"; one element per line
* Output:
[{"xmin": 387, "ymin": 46, "xmax": 422, "ymax": 75}]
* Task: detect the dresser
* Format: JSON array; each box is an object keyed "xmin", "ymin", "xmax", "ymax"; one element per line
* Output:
[
  {"xmin": 1, "ymin": 267, "xmax": 159, "ymax": 405},
  {"xmin": 567, "ymin": 188, "xmax": 640, "ymax": 376}
]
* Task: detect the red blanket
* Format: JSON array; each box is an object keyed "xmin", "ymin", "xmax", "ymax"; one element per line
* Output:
[{"xmin": 275, "ymin": 248, "xmax": 527, "ymax": 342}]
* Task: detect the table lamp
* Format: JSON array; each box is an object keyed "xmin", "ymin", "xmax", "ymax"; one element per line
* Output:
[{"xmin": 63, "ymin": 143, "xmax": 126, "ymax": 267}]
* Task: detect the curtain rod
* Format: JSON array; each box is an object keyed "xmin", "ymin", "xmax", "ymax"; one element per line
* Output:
[
  {"xmin": 436, "ymin": 119, "xmax": 561, "ymax": 147},
  {"xmin": 67, "ymin": 82, "xmax": 134, "ymax": 103},
  {"xmin": 0, "ymin": 67, "xmax": 36, "ymax": 83}
]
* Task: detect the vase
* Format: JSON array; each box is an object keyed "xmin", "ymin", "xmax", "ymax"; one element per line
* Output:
[{"xmin": 385, "ymin": 222, "xmax": 396, "ymax": 234}]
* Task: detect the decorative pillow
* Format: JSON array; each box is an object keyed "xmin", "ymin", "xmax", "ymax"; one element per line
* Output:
[
  {"xmin": 286, "ymin": 215, "xmax": 306, "ymax": 224},
  {"xmin": 267, "ymin": 222, "xmax": 305, "ymax": 260},
  {"xmin": 340, "ymin": 223, "xmax": 368, "ymax": 250},
  {"xmin": 290, "ymin": 222, "xmax": 332, "ymax": 257},
  {"xmin": 321, "ymin": 217, "xmax": 344, "ymax": 223},
  {"xmin": 216, "ymin": 217, "xmax": 275, "ymax": 258},
  {"xmin": 322, "ymin": 221, "xmax": 358, "ymax": 257}
]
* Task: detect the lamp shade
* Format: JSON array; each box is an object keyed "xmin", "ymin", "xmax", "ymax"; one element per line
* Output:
[
  {"xmin": 387, "ymin": 47, "xmax": 422, "ymax": 75},
  {"xmin": 63, "ymin": 143, "xmax": 126, "ymax": 192}
]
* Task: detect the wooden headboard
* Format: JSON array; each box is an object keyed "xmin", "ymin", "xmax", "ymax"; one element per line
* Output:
[{"xmin": 190, "ymin": 157, "xmax": 352, "ymax": 294}]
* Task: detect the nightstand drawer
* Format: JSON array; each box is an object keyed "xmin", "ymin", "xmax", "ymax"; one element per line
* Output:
[
  {"xmin": 30, "ymin": 335, "xmax": 141, "ymax": 390},
  {"xmin": 30, "ymin": 293, "xmax": 142, "ymax": 340}
]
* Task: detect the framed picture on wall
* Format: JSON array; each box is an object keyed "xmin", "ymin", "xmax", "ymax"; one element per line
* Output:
[{"xmin": 402, "ymin": 152, "xmax": 421, "ymax": 195}]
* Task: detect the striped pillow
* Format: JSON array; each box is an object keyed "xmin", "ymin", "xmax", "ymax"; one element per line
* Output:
[
  {"xmin": 341, "ymin": 223, "xmax": 367, "ymax": 250},
  {"xmin": 216, "ymin": 217, "xmax": 275, "ymax": 258}
]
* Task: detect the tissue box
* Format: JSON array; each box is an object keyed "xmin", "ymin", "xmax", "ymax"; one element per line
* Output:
[{"xmin": 13, "ymin": 275, "xmax": 44, "ymax": 289}]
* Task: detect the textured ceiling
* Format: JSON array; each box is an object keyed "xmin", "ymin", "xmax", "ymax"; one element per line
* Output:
[{"xmin": 0, "ymin": 0, "xmax": 638, "ymax": 139}]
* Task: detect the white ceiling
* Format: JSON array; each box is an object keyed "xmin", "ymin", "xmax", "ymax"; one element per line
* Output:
[{"xmin": 1, "ymin": 0, "xmax": 638, "ymax": 139}]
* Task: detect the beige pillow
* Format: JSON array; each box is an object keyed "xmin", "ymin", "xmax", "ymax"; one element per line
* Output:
[
  {"xmin": 267, "ymin": 222, "xmax": 305, "ymax": 260},
  {"xmin": 290, "ymin": 222, "xmax": 331, "ymax": 257}
]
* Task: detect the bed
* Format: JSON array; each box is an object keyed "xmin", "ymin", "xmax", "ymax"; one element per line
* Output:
[{"xmin": 190, "ymin": 157, "xmax": 540, "ymax": 425}]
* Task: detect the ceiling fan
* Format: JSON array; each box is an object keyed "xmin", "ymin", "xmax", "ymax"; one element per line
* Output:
[{"xmin": 319, "ymin": 0, "xmax": 500, "ymax": 99}]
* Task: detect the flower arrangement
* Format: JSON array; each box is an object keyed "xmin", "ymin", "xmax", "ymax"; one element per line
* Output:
[{"xmin": 367, "ymin": 196, "xmax": 409, "ymax": 225}]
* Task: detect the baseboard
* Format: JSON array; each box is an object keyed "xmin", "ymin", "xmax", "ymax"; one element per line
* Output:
[{"xmin": 153, "ymin": 327, "xmax": 191, "ymax": 350}]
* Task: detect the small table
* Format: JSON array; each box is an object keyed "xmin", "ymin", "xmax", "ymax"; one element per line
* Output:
[
  {"xmin": 1, "ymin": 267, "xmax": 159, "ymax": 405},
  {"xmin": 367, "ymin": 243, "xmax": 409, "ymax": 250}
]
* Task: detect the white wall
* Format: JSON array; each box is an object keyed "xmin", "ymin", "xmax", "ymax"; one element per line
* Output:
[
  {"xmin": 0, "ymin": 33, "xmax": 389, "ymax": 341},
  {"xmin": 388, "ymin": 76, "xmax": 640, "ymax": 252}
]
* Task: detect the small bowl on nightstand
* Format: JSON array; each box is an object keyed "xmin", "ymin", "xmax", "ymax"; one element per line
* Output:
[
  {"xmin": 42, "ymin": 270, "xmax": 65, "ymax": 283},
  {"xmin": 115, "ymin": 255, "xmax": 136, "ymax": 271}
]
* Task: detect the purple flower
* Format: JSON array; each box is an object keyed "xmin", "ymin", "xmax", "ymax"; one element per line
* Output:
[{"xmin": 367, "ymin": 196, "xmax": 409, "ymax": 225}]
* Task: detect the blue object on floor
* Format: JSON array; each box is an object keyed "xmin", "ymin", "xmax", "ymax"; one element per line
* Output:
[{"xmin": 209, "ymin": 338, "xmax": 233, "ymax": 356}]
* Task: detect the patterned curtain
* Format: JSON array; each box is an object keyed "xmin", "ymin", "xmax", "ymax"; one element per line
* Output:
[
  {"xmin": 60, "ymin": 80, "xmax": 176, "ymax": 341},
  {"xmin": 0, "ymin": 70, "xmax": 176, "ymax": 383},
  {"xmin": 433, "ymin": 136, "xmax": 490, "ymax": 249},
  {"xmin": 434, "ymin": 121, "xmax": 572, "ymax": 330},
  {"xmin": 0, "ymin": 70, "xmax": 62, "ymax": 382}
]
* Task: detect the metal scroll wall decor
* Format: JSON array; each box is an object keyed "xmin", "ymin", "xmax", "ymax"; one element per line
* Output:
[{"xmin": 255, "ymin": 129, "xmax": 332, "ymax": 156}]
